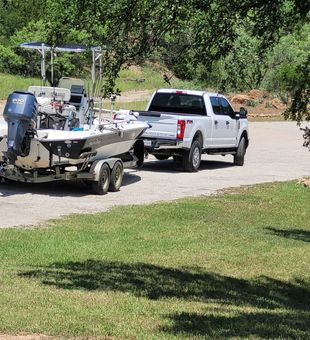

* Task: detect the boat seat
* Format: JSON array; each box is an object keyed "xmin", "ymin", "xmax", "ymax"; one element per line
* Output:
[{"xmin": 58, "ymin": 77, "xmax": 86, "ymax": 110}]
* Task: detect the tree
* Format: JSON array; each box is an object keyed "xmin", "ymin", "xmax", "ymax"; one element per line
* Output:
[
  {"xmin": 284, "ymin": 55, "xmax": 310, "ymax": 149},
  {"xmin": 0, "ymin": 0, "xmax": 46, "ymax": 38}
]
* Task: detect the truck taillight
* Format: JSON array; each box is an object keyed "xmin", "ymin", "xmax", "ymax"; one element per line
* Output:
[{"xmin": 177, "ymin": 119, "xmax": 186, "ymax": 139}]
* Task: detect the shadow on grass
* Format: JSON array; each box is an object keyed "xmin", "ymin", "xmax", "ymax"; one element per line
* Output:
[
  {"xmin": 20, "ymin": 261, "xmax": 310, "ymax": 338},
  {"xmin": 20, "ymin": 260, "xmax": 309, "ymax": 308},
  {"xmin": 266, "ymin": 227, "xmax": 310, "ymax": 242},
  {"xmin": 162, "ymin": 310, "xmax": 310, "ymax": 338}
]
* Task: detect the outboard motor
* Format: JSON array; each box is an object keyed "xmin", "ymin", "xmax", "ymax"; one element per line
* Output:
[{"xmin": 3, "ymin": 91, "xmax": 37, "ymax": 163}]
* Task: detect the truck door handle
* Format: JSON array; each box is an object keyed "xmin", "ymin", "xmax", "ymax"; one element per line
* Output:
[
  {"xmin": 226, "ymin": 121, "xmax": 230, "ymax": 125},
  {"xmin": 214, "ymin": 120, "xmax": 218, "ymax": 125}
]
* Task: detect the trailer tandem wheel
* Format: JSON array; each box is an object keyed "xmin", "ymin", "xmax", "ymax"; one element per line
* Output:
[
  {"xmin": 109, "ymin": 160, "xmax": 124, "ymax": 192},
  {"xmin": 91, "ymin": 163, "xmax": 111, "ymax": 195}
]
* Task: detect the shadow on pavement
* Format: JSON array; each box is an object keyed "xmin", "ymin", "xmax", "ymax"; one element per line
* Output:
[
  {"xmin": 142, "ymin": 158, "xmax": 234, "ymax": 173},
  {"xmin": 0, "ymin": 172, "xmax": 141, "ymax": 197}
]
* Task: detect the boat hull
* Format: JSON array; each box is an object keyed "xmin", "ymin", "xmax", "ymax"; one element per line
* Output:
[{"xmin": 0, "ymin": 121, "xmax": 148, "ymax": 170}]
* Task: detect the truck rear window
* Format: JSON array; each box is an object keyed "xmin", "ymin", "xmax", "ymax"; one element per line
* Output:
[{"xmin": 149, "ymin": 93, "xmax": 206, "ymax": 115}]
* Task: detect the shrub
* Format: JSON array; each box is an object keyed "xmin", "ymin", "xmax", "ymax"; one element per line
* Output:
[{"xmin": 0, "ymin": 44, "xmax": 22, "ymax": 73}]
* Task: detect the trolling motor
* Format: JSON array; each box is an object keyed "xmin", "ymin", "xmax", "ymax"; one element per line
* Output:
[{"xmin": 3, "ymin": 91, "xmax": 37, "ymax": 163}]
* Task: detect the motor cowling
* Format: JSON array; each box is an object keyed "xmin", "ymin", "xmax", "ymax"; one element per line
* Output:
[{"xmin": 3, "ymin": 91, "xmax": 37, "ymax": 163}]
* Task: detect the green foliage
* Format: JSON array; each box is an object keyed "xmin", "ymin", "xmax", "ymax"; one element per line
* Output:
[
  {"xmin": 9, "ymin": 20, "xmax": 48, "ymax": 76},
  {"xmin": 0, "ymin": 0, "xmax": 309, "ymax": 121},
  {"xmin": 0, "ymin": 0, "xmax": 47, "ymax": 37},
  {"xmin": 0, "ymin": 44, "xmax": 22, "ymax": 73},
  {"xmin": 263, "ymin": 23, "xmax": 310, "ymax": 95},
  {"xmin": 284, "ymin": 54, "xmax": 310, "ymax": 122},
  {"xmin": 220, "ymin": 29, "xmax": 268, "ymax": 92}
]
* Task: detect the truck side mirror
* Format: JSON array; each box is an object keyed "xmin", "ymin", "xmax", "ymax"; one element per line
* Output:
[{"xmin": 240, "ymin": 107, "xmax": 248, "ymax": 118}]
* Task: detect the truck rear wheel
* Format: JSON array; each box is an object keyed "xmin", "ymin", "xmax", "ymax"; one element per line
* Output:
[
  {"xmin": 133, "ymin": 139, "xmax": 145, "ymax": 168},
  {"xmin": 109, "ymin": 161, "xmax": 124, "ymax": 192},
  {"xmin": 182, "ymin": 140, "xmax": 201, "ymax": 172},
  {"xmin": 233, "ymin": 137, "xmax": 246, "ymax": 166},
  {"xmin": 92, "ymin": 163, "xmax": 111, "ymax": 195}
]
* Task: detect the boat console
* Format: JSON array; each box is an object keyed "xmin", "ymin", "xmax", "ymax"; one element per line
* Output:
[{"xmin": 28, "ymin": 85, "xmax": 81, "ymax": 130}]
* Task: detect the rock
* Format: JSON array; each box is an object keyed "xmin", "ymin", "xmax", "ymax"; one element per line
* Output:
[
  {"xmin": 231, "ymin": 94, "xmax": 251, "ymax": 105},
  {"xmin": 271, "ymin": 98, "xmax": 286, "ymax": 110},
  {"xmin": 298, "ymin": 177, "xmax": 310, "ymax": 188},
  {"xmin": 248, "ymin": 89, "xmax": 265, "ymax": 99}
]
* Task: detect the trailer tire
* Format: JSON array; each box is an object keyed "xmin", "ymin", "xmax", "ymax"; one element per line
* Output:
[
  {"xmin": 92, "ymin": 163, "xmax": 111, "ymax": 195},
  {"xmin": 233, "ymin": 137, "xmax": 246, "ymax": 166},
  {"xmin": 182, "ymin": 140, "xmax": 201, "ymax": 172},
  {"xmin": 109, "ymin": 161, "xmax": 124, "ymax": 192}
]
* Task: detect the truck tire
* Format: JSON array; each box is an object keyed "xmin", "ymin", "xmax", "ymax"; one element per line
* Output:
[
  {"xmin": 109, "ymin": 161, "xmax": 124, "ymax": 192},
  {"xmin": 92, "ymin": 163, "xmax": 111, "ymax": 195},
  {"xmin": 233, "ymin": 137, "xmax": 246, "ymax": 166},
  {"xmin": 182, "ymin": 140, "xmax": 202, "ymax": 172},
  {"xmin": 133, "ymin": 139, "xmax": 145, "ymax": 168},
  {"xmin": 154, "ymin": 154, "xmax": 170, "ymax": 161}
]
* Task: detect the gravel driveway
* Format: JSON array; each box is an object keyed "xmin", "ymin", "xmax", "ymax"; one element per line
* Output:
[{"xmin": 0, "ymin": 121, "xmax": 308, "ymax": 228}]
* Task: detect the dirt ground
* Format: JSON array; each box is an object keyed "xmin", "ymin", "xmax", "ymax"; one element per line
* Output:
[
  {"xmin": 0, "ymin": 335, "xmax": 51, "ymax": 340},
  {"xmin": 0, "ymin": 100, "xmax": 5, "ymax": 113}
]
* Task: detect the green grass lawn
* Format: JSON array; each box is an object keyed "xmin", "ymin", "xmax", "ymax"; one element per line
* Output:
[
  {"xmin": 0, "ymin": 73, "xmax": 41, "ymax": 99},
  {"xmin": 115, "ymin": 64, "xmax": 204, "ymax": 92},
  {"xmin": 0, "ymin": 181, "xmax": 309, "ymax": 339}
]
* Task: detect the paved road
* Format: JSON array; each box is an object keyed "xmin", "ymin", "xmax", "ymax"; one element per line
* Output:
[{"xmin": 0, "ymin": 122, "xmax": 308, "ymax": 228}]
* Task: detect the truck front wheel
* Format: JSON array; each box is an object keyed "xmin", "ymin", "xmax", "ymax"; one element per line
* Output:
[
  {"xmin": 233, "ymin": 137, "xmax": 246, "ymax": 166},
  {"xmin": 182, "ymin": 140, "xmax": 201, "ymax": 172}
]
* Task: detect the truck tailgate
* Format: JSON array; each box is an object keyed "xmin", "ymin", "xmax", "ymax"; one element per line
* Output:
[{"xmin": 138, "ymin": 111, "xmax": 177, "ymax": 140}]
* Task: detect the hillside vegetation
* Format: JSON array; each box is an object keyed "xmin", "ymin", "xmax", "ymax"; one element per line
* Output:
[{"xmin": 0, "ymin": 0, "xmax": 308, "ymax": 123}]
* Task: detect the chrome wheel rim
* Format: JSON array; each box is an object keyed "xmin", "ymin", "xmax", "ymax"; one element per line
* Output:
[
  {"xmin": 192, "ymin": 147, "xmax": 200, "ymax": 168},
  {"xmin": 115, "ymin": 166, "xmax": 122, "ymax": 186}
]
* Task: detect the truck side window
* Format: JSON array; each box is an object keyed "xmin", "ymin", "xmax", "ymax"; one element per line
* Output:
[
  {"xmin": 210, "ymin": 97, "xmax": 222, "ymax": 115},
  {"xmin": 220, "ymin": 98, "xmax": 234, "ymax": 116}
]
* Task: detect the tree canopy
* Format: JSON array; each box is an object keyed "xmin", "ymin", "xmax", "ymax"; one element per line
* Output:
[{"xmin": 0, "ymin": 0, "xmax": 309, "ymax": 125}]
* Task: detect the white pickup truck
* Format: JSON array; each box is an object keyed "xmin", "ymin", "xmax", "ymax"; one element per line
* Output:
[{"xmin": 120, "ymin": 89, "xmax": 249, "ymax": 172}]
